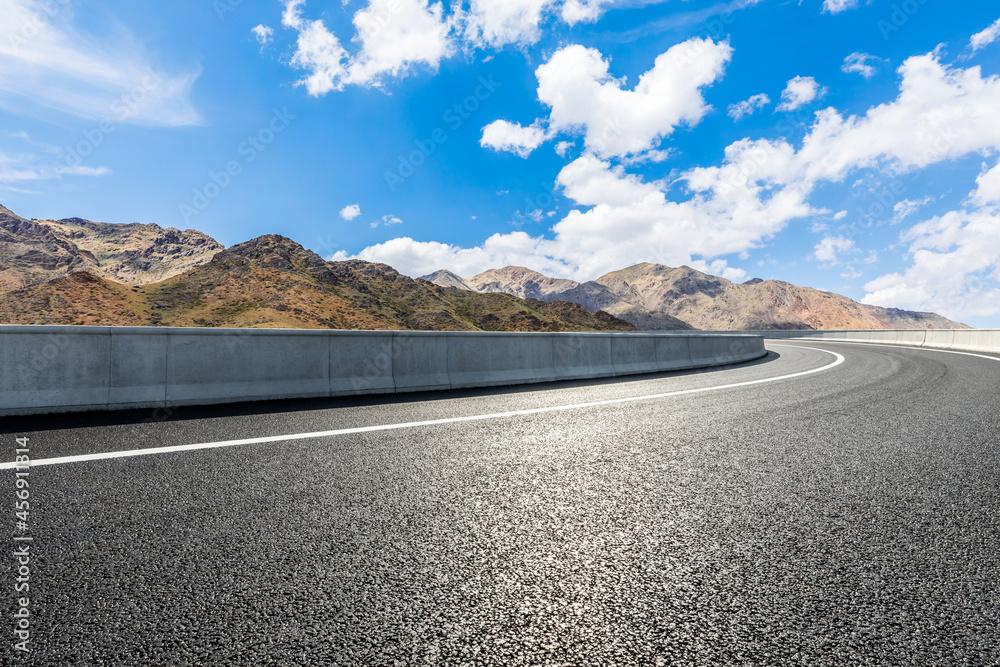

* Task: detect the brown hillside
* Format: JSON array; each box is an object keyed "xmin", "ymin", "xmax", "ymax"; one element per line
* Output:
[{"xmin": 0, "ymin": 234, "xmax": 635, "ymax": 332}]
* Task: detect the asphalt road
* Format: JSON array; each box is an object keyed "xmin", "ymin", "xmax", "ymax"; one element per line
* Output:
[{"xmin": 3, "ymin": 341, "xmax": 999, "ymax": 665}]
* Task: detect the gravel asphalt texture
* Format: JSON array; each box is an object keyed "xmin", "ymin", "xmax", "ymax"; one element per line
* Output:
[{"xmin": 2, "ymin": 341, "xmax": 999, "ymax": 665}]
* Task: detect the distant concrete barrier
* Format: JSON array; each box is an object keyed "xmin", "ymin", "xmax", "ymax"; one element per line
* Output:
[
  {"xmin": 691, "ymin": 329, "xmax": 1000, "ymax": 355},
  {"xmin": 0, "ymin": 326, "xmax": 766, "ymax": 416}
]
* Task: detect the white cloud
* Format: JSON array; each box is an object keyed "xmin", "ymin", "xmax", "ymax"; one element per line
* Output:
[
  {"xmin": 281, "ymin": 0, "xmax": 451, "ymax": 94},
  {"xmin": 480, "ymin": 120, "xmax": 548, "ymax": 158},
  {"xmin": 0, "ymin": 0, "xmax": 201, "ymax": 126},
  {"xmin": 833, "ymin": 210, "xmax": 848, "ymax": 220},
  {"xmin": 891, "ymin": 196, "xmax": 932, "ymax": 224},
  {"xmin": 554, "ymin": 140, "xmax": 574, "ymax": 157},
  {"xmin": 370, "ymin": 214, "xmax": 403, "ymax": 229},
  {"xmin": 334, "ymin": 146, "xmax": 813, "ymax": 280},
  {"xmin": 252, "ymin": 25, "xmax": 274, "ymax": 50},
  {"xmin": 690, "ymin": 259, "xmax": 747, "ymax": 282},
  {"xmin": 560, "ymin": 0, "xmax": 614, "ymax": 24},
  {"xmin": 822, "ymin": 0, "xmax": 858, "ymax": 13},
  {"xmin": 461, "ymin": 0, "xmax": 556, "ymax": 47},
  {"xmin": 279, "ymin": 0, "xmax": 644, "ymax": 93},
  {"xmin": 345, "ymin": 0, "xmax": 453, "ymax": 87},
  {"xmin": 813, "ymin": 235, "xmax": 854, "ymax": 265},
  {"xmin": 330, "ymin": 232, "xmax": 572, "ymax": 277},
  {"xmin": 0, "ymin": 149, "xmax": 110, "ymax": 183},
  {"xmin": 340, "ymin": 204, "xmax": 361, "ymax": 220},
  {"xmin": 281, "ymin": 0, "xmax": 349, "ymax": 95},
  {"xmin": 533, "ymin": 39, "xmax": 732, "ymax": 159},
  {"xmin": 791, "ymin": 53, "xmax": 1000, "ymax": 186},
  {"xmin": 970, "ymin": 17, "xmax": 1000, "ymax": 52},
  {"xmin": 841, "ymin": 52, "xmax": 878, "ymax": 78},
  {"xmin": 727, "ymin": 93, "xmax": 770, "ymax": 121},
  {"xmin": 341, "ymin": 50, "xmax": 1000, "ymax": 311},
  {"xmin": 971, "ymin": 162, "xmax": 1000, "ymax": 206},
  {"xmin": 863, "ymin": 207, "xmax": 1000, "ymax": 320},
  {"xmin": 776, "ymin": 75, "xmax": 826, "ymax": 112}
]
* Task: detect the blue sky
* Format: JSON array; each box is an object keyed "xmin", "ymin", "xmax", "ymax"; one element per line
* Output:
[{"xmin": 2, "ymin": 0, "xmax": 1000, "ymax": 326}]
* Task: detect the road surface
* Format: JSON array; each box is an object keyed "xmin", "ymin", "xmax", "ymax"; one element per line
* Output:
[{"xmin": 3, "ymin": 341, "xmax": 998, "ymax": 665}]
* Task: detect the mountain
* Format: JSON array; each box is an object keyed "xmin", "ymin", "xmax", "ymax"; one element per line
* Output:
[
  {"xmin": 35, "ymin": 217, "xmax": 222, "ymax": 284},
  {"xmin": 421, "ymin": 262, "xmax": 967, "ymax": 330},
  {"xmin": 0, "ymin": 205, "xmax": 99, "ymax": 293},
  {"xmin": 0, "ymin": 230, "xmax": 634, "ymax": 332},
  {"xmin": 0, "ymin": 205, "xmax": 221, "ymax": 295},
  {"xmin": 419, "ymin": 269, "xmax": 472, "ymax": 291},
  {"xmin": 1, "ymin": 203, "xmax": 965, "ymax": 331},
  {"xmin": 420, "ymin": 265, "xmax": 695, "ymax": 330},
  {"xmin": 463, "ymin": 266, "xmax": 580, "ymax": 300}
]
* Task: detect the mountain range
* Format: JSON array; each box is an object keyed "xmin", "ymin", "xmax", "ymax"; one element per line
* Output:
[
  {"xmin": 0, "ymin": 204, "xmax": 967, "ymax": 331},
  {"xmin": 0, "ymin": 205, "xmax": 632, "ymax": 332},
  {"xmin": 420, "ymin": 264, "xmax": 966, "ymax": 331}
]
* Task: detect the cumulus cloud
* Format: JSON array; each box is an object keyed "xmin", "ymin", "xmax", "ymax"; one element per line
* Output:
[
  {"xmin": 970, "ymin": 17, "xmax": 1000, "ymax": 52},
  {"xmin": 862, "ymin": 207, "xmax": 1000, "ymax": 320},
  {"xmin": 345, "ymin": 0, "xmax": 453, "ymax": 87},
  {"xmin": 690, "ymin": 259, "xmax": 747, "ymax": 282},
  {"xmin": 252, "ymin": 25, "xmax": 274, "ymax": 51},
  {"xmin": 281, "ymin": 0, "xmax": 451, "ymax": 94},
  {"xmin": 813, "ymin": 235, "xmax": 855, "ymax": 265},
  {"xmin": 822, "ymin": 0, "xmax": 858, "ymax": 13},
  {"xmin": 891, "ymin": 196, "xmax": 932, "ymax": 224},
  {"xmin": 0, "ymin": 0, "xmax": 201, "ymax": 126},
  {"xmin": 480, "ymin": 120, "xmax": 548, "ymax": 158},
  {"xmin": 335, "ymin": 145, "xmax": 811, "ymax": 280},
  {"xmin": 340, "ymin": 204, "xmax": 361, "ymax": 220},
  {"xmin": 531, "ymin": 39, "xmax": 732, "ymax": 159},
  {"xmin": 370, "ymin": 214, "xmax": 403, "ymax": 228},
  {"xmin": 970, "ymin": 162, "xmax": 1000, "ymax": 206},
  {"xmin": 727, "ymin": 93, "xmax": 770, "ymax": 121},
  {"xmin": 461, "ymin": 0, "xmax": 556, "ymax": 47},
  {"xmin": 776, "ymin": 76, "xmax": 826, "ymax": 112},
  {"xmin": 278, "ymin": 0, "xmax": 647, "ymax": 92},
  {"xmin": 841, "ymin": 52, "xmax": 879, "ymax": 78},
  {"xmin": 343, "ymin": 49, "xmax": 1000, "ymax": 313},
  {"xmin": 560, "ymin": 0, "xmax": 614, "ymax": 24}
]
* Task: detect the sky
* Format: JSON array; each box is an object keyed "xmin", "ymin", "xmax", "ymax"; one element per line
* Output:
[{"xmin": 1, "ymin": 1, "xmax": 1000, "ymax": 327}]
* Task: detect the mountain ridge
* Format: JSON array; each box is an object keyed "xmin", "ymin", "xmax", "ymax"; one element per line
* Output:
[
  {"xmin": 420, "ymin": 262, "xmax": 967, "ymax": 331},
  {"xmin": 0, "ymin": 204, "xmax": 967, "ymax": 331},
  {"xmin": 0, "ymin": 219, "xmax": 634, "ymax": 332}
]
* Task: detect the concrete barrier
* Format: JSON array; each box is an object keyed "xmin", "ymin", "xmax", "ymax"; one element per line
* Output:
[
  {"xmin": 448, "ymin": 332, "xmax": 553, "ymax": 389},
  {"xmin": 0, "ymin": 326, "xmax": 767, "ymax": 416},
  {"xmin": 329, "ymin": 332, "xmax": 396, "ymax": 396},
  {"xmin": 611, "ymin": 334, "xmax": 660, "ymax": 376},
  {"xmin": 693, "ymin": 328, "xmax": 1000, "ymax": 355},
  {"xmin": 0, "ymin": 327, "xmax": 111, "ymax": 414},
  {"xmin": 655, "ymin": 335, "xmax": 694, "ymax": 371}
]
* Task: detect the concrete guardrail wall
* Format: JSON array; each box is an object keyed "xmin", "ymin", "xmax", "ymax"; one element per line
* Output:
[
  {"xmin": 0, "ymin": 326, "xmax": 766, "ymax": 417},
  {"xmin": 692, "ymin": 329, "xmax": 1000, "ymax": 354}
]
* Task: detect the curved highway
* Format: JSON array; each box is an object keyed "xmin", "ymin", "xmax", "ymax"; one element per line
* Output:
[{"xmin": 3, "ymin": 341, "xmax": 999, "ymax": 665}]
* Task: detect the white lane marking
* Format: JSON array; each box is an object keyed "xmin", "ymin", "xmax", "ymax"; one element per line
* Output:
[
  {"xmin": 2, "ymin": 346, "xmax": 843, "ymax": 469},
  {"xmin": 774, "ymin": 339, "xmax": 1000, "ymax": 363}
]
